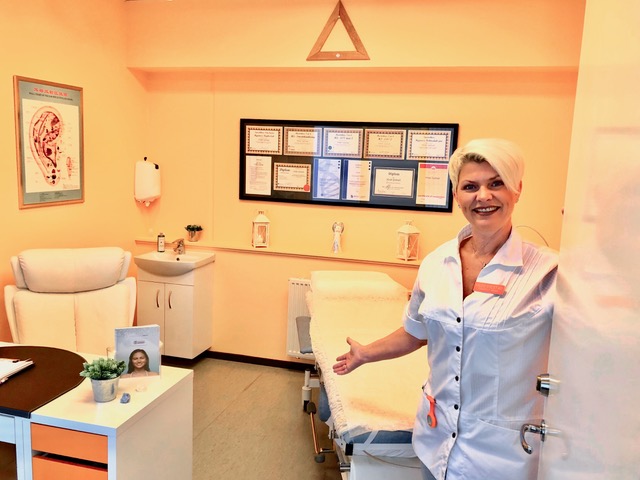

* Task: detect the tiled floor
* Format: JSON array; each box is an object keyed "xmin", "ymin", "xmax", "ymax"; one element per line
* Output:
[{"xmin": 189, "ymin": 357, "xmax": 342, "ymax": 480}]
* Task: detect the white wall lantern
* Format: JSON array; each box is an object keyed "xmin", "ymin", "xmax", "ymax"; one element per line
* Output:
[
  {"xmin": 252, "ymin": 211, "xmax": 270, "ymax": 248},
  {"xmin": 397, "ymin": 221, "xmax": 420, "ymax": 261}
]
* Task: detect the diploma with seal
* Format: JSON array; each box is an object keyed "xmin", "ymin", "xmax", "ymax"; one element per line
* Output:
[
  {"xmin": 274, "ymin": 163, "xmax": 311, "ymax": 192},
  {"xmin": 323, "ymin": 128, "xmax": 363, "ymax": 158}
]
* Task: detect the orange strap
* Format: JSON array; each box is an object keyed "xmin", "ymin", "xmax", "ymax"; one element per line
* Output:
[{"xmin": 426, "ymin": 394, "xmax": 437, "ymax": 428}]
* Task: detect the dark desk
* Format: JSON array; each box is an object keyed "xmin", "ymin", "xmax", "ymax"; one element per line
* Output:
[{"xmin": 0, "ymin": 346, "xmax": 85, "ymax": 418}]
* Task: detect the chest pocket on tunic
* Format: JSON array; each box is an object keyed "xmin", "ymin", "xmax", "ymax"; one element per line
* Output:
[{"xmin": 464, "ymin": 292, "xmax": 543, "ymax": 331}]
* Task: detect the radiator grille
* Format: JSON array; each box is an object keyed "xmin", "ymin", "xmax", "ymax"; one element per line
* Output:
[{"xmin": 286, "ymin": 278, "xmax": 314, "ymax": 360}]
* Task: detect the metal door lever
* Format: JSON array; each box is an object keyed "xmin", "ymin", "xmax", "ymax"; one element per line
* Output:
[{"xmin": 521, "ymin": 420, "xmax": 561, "ymax": 454}]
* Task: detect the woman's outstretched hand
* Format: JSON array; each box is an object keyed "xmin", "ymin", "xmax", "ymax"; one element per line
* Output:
[{"xmin": 333, "ymin": 337, "xmax": 365, "ymax": 375}]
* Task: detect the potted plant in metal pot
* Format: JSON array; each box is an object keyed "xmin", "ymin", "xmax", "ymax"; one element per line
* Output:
[
  {"xmin": 80, "ymin": 358, "xmax": 126, "ymax": 402},
  {"xmin": 185, "ymin": 224, "xmax": 203, "ymax": 242}
]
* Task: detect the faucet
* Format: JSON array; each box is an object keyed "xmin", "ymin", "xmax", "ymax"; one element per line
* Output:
[{"xmin": 172, "ymin": 238, "xmax": 185, "ymax": 255}]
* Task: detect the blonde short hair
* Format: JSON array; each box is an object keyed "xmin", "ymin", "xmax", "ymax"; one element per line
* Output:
[{"xmin": 448, "ymin": 138, "xmax": 525, "ymax": 193}]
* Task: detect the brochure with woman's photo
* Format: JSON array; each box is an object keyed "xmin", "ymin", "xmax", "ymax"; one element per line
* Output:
[{"xmin": 115, "ymin": 325, "xmax": 161, "ymax": 378}]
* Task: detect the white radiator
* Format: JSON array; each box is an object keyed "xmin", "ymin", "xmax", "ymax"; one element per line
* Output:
[{"xmin": 286, "ymin": 277, "xmax": 314, "ymax": 360}]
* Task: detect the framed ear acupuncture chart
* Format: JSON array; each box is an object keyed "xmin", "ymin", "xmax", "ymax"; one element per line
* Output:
[
  {"xmin": 239, "ymin": 119, "xmax": 459, "ymax": 212},
  {"xmin": 13, "ymin": 76, "xmax": 84, "ymax": 209}
]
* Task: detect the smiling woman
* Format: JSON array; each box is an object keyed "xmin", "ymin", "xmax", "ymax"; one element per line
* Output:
[
  {"xmin": 450, "ymin": 140, "xmax": 525, "ymax": 295},
  {"xmin": 333, "ymin": 138, "xmax": 559, "ymax": 480},
  {"xmin": 121, "ymin": 349, "xmax": 159, "ymax": 378}
]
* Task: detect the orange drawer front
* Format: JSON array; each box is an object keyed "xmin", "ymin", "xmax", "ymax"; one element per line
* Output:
[
  {"xmin": 31, "ymin": 423, "xmax": 108, "ymax": 464},
  {"xmin": 32, "ymin": 455, "xmax": 107, "ymax": 480}
]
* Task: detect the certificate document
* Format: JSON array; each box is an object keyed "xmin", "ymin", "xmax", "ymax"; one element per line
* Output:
[
  {"xmin": 323, "ymin": 128, "xmax": 363, "ymax": 158},
  {"xmin": 416, "ymin": 163, "xmax": 449, "ymax": 206},
  {"xmin": 274, "ymin": 163, "xmax": 311, "ymax": 192},
  {"xmin": 284, "ymin": 127, "xmax": 322, "ymax": 156},
  {"xmin": 245, "ymin": 155, "xmax": 272, "ymax": 195},
  {"xmin": 246, "ymin": 125, "xmax": 283, "ymax": 155},
  {"xmin": 343, "ymin": 160, "xmax": 371, "ymax": 201},
  {"xmin": 407, "ymin": 130, "xmax": 452, "ymax": 161},
  {"xmin": 313, "ymin": 158, "xmax": 342, "ymax": 200},
  {"xmin": 364, "ymin": 129, "xmax": 406, "ymax": 159},
  {"xmin": 373, "ymin": 167, "xmax": 414, "ymax": 197}
]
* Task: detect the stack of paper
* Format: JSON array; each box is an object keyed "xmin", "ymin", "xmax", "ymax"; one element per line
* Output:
[{"xmin": 0, "ymin": 357, "xmax": 34, "ymax": 384}]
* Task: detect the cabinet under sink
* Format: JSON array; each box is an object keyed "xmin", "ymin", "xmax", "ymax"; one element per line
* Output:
[{"xmin": 135, "ymin": 252, "xmax": 215, "ymax": 359}]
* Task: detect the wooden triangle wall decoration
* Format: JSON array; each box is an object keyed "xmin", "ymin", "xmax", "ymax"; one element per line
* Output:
[{"xmin": 307, "ymin": 1, "xmax": 370, "ymax": 61}]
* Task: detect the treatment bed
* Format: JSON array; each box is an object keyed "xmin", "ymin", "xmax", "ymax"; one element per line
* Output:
[{"xmin": 303, "ymin": 270, "xmax": 428, "ymax": 480}]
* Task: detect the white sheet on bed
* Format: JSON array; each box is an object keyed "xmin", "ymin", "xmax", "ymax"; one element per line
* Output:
[{"xmin": 308, "ymin": 270, "xmax": 429, "ymax": 449}]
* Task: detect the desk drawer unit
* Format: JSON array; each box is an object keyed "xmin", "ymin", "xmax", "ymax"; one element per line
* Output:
[{"xmin": 31, "ymin": 423, "xmax": 108, "ymax": 480}]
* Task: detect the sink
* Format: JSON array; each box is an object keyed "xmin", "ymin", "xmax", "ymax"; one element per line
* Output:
[{"xmin": 134, "ymin": 250, "xmax": 215, "ymax": 276}]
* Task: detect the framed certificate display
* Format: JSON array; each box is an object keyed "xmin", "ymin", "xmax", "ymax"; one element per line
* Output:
[{"xmin": 240, "ymin": 119, "xmax": 458, "ymax": 212}]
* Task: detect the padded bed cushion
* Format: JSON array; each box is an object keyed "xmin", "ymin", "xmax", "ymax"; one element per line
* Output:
[{"xmin": 308, "ymin": 270, "xmax": 429, "ymax": 456}]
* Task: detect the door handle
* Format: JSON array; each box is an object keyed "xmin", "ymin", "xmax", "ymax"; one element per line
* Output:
[
  {"xmin": 521, "ymin": 373, "xmax": 563, "ymax": 455},
  {"xmin": 520, "ymin": 420, "xmax": 562, "ymax": 454}
]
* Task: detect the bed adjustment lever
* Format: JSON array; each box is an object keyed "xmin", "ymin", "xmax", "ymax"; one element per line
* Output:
[{"xmin": 305, "ymin": 401, "xmax": 335, "ymax": 463}]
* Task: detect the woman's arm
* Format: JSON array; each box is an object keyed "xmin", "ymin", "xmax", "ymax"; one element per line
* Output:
[{"xmin": 332, "ymin": 327, "xmax": 427, "ymax": 375}]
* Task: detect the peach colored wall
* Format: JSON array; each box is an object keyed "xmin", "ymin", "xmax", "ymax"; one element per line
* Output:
[
  {"xmin": 137, "ymin": 66, "xmax": 578, "ymax": 362},
  {"xmin": 1, "ymin": 0, "xmax": 586, "ymax": 364},
  {"xmin": 125, "ymin": 0, "xmax": 584, "ymax": 69},
  {"xmin": 0, "ymin": 1, "xmax": 148, "ymax": 341},
  {"xmin": 130, "ymin": 1, "xmax": 584, "ymax": 362}
]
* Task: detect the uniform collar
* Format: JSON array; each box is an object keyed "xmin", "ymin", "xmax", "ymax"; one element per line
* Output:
[{"xmin": 453, "ymin": 224, "xmax": 524, "ymax": 268}]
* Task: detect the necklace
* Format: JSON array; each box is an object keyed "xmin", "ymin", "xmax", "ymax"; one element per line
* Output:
[{"xmin": 469, "ymin": 238, "xmax": 500, "ymax": 267}]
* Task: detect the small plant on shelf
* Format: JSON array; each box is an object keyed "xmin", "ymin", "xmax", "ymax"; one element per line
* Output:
[
  {"xmin": 185, "ymin": 224, "xmax": 203, "ymax": 241},
  {"xmin": 80, "ymin": 358, "xmax": 126, "ymax": 380}
]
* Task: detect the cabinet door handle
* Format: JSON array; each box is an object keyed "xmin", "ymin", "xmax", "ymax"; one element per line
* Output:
[
  {"xmin": 168, "ymin": 290, "xmax": 173, "ymax": 309},
  {"xmin": 155, "ymin": 289, "xmax": 160, "ymax": 308}
]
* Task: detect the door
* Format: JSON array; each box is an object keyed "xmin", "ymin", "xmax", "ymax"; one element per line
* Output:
[
  {"xmin": 164, "ymin": 284, "xmax": 194, "ymax": 358},
  {"xmin": 527, "ymin": 0, "xmax": 640, "ymax": 477},
  {"xmin": 137, "ymin": 280, "xmax": 166, "ymax": 344}
]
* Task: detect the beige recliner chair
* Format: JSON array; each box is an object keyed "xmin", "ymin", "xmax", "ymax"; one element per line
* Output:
[{"xmin": 4, "ymin": 247, "xmax": 136, "ymax": 355}]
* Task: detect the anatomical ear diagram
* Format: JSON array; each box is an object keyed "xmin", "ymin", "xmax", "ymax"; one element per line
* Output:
[{"xmin": 29, "ymin": 105, "xmax": 69, "ymax": 186}]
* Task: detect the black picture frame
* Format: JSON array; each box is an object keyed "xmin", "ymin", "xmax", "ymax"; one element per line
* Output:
[{"xmin": 239, "ymin": 118, "xmax": 458, "ymax": 212}]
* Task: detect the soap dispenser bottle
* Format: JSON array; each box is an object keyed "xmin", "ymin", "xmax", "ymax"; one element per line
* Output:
[{"xmin": 157, "ymin": 232, "xmax": 165, "ymax": 252}]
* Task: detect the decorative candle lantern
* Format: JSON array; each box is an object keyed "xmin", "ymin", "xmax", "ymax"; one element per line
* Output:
[
  {"xmin": 397, "ymin": 221, "xmax": 420, "ymax": 261},
  {"xmin": 252, "ymin": 210, "xmax": 270, "ymax": 248}
]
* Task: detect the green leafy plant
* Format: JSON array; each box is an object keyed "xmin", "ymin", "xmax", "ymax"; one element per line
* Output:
[
  {"xmin": 80, "ymin": 358, "xmax": 126, "ymax": 380},
  {"xmin": 185, "ymin": 224, "xmax": 203, "ymax": 232}
]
